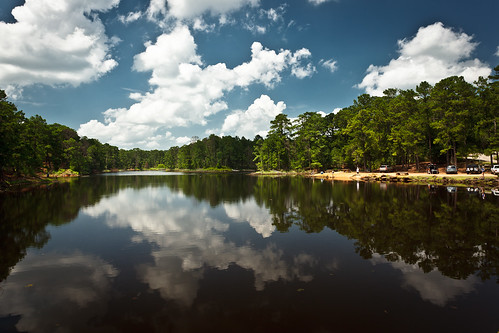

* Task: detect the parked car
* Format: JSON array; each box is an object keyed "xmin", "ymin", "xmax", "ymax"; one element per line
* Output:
[
  {"xmin": 466, "ymin": 164, "xmax": 481, "ymax": 174},
  {"xmin": 427, "ymin": 164, "xmax": 439, "ymax": 174},
  {"xmin": 379, "ymin": 165, "xmax": 393, "ymax": 172},
  {"xmin": 445, "ymin": 165, "xmax": 458, "ymax": 174},
  {"xmin": 491, "ymin": 165, "xmax": 499, "ymax": 175}
]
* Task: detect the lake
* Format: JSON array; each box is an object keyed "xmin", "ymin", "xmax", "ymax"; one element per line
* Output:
[{"xmin": 1, "ymin": 171, "xmax": 499, "ymax": 332}]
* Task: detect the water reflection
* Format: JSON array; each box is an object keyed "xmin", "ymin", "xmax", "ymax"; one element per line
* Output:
[
  {"xmin": 0, "ymin": 252, "xmax": 117, "ymax": 332},
  {"xmin": 1, "ymin": 173, "xmax": 499, "ymax": 332},
  {"xmin": 370, "ymin": 254, "xmax": 478, "ymax": 306},
  {"xmin": 82, "ymin": 183, "xmax": 316, "ymax": 305},
  {"xmin": 223, "ymin": 200, "xmax": 275, "ymax": 237}
]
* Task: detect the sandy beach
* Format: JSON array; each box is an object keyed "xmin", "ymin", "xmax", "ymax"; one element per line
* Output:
[{"xmin": 311, "ymin": 171, "xmax": 498, "ymax": 187}]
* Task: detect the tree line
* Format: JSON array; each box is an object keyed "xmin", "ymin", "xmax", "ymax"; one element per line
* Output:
[
  {"xmin": 0, "ymin": 89, "xmax": 257, "ymax": 177},
  {"xmin": 1, "ymin": 68, "xmax": 497, "ymax": 177},
  {"xmin": 255, "ymin": 68, "xmax": 498, "ymax": 171}
]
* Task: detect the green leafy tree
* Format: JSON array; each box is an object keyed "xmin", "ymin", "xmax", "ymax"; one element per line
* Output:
[
  {"xmin": 177, "ymin": 145, "xmax": 191, "ymax": 169},
  {"xmin": 64, "ymin": 137, "xmax": 83, "ymax": 172},
  {"xmin": 430, "ymin": 76, "xmax": 475, "ymax": 165},
  {"xmin": 481, "ymin": 65, "xmax": 499, "ymax": 162},
  {"xmin": 190, "ymin": 140, "xmax": 206, "ymax": 169},
  {"xmin": 164, "ymin": 146, "xmax": 179, "ymax": 169},
  {"xmin": 103, "ymin": 143, "xmax": 120, "ymax": 170},
  {"xmin": 253, "ymin": 135, "xmax": 276, "ymax": 171},
  {"xmin": 292, "ymin": 112, "xmax": 327, "ymax": 170},
  {"xmin": 415, "ymin": 81, "xmax": 436, "ymax": 162},
  {"xmin": 21, "ymin": 115, "xmax": 51, "ymax": 175},
  {"xmin": 0, "ymin": 90, "xmax": 25, "ymax": 177},
  {"xmin": 387, "ymin": 89, "xmax": 425, "ymax": 169},
  {"xmin": 341, "ymin": 95, "xmax": 387, "ymax": 170},
  {"xmin": 267, "ymin": 114, "xmax": 293, "ymax": 170},
  {"xmin": 327, "ymin": 107, "xmax": 356, "ymax": 168}
]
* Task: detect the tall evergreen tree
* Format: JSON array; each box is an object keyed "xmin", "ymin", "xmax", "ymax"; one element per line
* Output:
[
  {"xmin": 430, "ymin": 76, "xmax": 475, "ymax": 165},
  {"xmin": 267, "ymin": 114, "xmax": 292, "ymax": 170}
]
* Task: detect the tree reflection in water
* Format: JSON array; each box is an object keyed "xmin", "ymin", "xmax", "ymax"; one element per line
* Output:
[
  {"xmin": 254, "ymin": 177, "xmax": 499, "ymax": 282},
  {"xmin": 1, "ymin": 174, "xmax": 499, "ymax": 284},
  {"xmin": 1, "ymin": 173, "xmax": 499, "ymax": 332}
]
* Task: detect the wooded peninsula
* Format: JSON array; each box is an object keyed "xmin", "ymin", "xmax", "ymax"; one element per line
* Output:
[{"xmin": 1, "ymin": 67, "xmax": 498, "ymax": 180}]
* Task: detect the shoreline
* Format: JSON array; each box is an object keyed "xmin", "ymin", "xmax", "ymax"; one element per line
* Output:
[
  {"xmin": 310, "ymin": 171, "xmax": 499, "ymax": 188},
  {"xmin": 0, "ymin": 175, "xmax": 76, "ymax": 193},
  {"xmin": 2, "ymin": 169, "xmax": 498, "ymax": 193}
]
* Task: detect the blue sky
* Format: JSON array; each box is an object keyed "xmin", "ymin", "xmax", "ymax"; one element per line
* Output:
[{"xmin": 1, "ymin": 0, "xmax": 498, "ymax": 149}]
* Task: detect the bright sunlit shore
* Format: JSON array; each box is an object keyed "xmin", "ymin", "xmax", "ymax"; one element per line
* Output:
[{"xmin": 311, "ymin": 171, "xmax": 499, "ymax": 187}]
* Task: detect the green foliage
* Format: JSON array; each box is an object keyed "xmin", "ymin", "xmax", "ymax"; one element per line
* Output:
[
  {"xmin": 293, "ymin": 112, "xmax": 328, "ymax": 170},
  {"xmin": 1, "ymin": 69, "xmax": 498, "ymax": 176},
  {"xmin": 0, "ymin": 92, "xmax": 118, "ymax": 177},
  {"xmin": 0, "ymin": 94, "xmax": 25, "ymax": 177},
  {"xmin": 430, "ymin": 76, "xmax": 475, "ymax": 165},
  {"xmin": 255, "ymin": 71, "xmax": 498, "ymax": 171},
  {"xmin": 204, "ymin": 166, "xmax": 232, "ymax": 171}
]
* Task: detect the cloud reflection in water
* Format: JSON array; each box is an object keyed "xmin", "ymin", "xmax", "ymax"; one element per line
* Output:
[
  {"xmin": 224, "ymin": 199, "xmax": 276, "ymax": 238},
  {"xmin": 370, "ymin": 254, "xmax": 478, "ymax": 306},
  {"xmin": 82, "ymin": 186, "xmax": 316, "ymax": 305},
  {"xmin": 0, "ymin": 252, "xmax": 118, "ymax": 332}
]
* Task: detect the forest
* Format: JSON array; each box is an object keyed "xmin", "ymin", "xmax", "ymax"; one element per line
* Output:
[
  {"xmin": 0, "ymin": 88, "xmax": 256, "ymax": 177},
  {"xmin": 0, "ymin": 67, "xmax": 497, "ymax": 177},
  {"xmin": 255, "ymin": 68, "xmax": 498, "ymax": 171}
]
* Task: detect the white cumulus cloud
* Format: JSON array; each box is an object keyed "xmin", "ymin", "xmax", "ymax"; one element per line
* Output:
[
  {"xmin": 219, "ymin": 95, "xmax": 286, "ymax": 138},
  {"xmin": 192, "ymin": 17, "xmax": 216, "ymax": 32},
  {"xmin": 320, "ymin": 58, "xmax": 338, "ymax": 73},
  {"xmin": 147, "ymin": 0, "xmax": 260, "ymax": 21},
  {"xmin": 118, "ymin": 11, "xmax": 142, "ymax": 24},
  {"xmin": 78, "ymin": 25, "xmax": 313, "ymax": 148},
  {"xmin": 308, "ymin": 0, "xmax": 332, "ymax": 5},
  {"xmin": 290, "ymin": 48, "xmax": 316, "ymax": 78},
  {"xmin": 357, "ymin": 22, "xmax": 491, "ymax": 96},
  {"xmin": 0, "ymin": 0, "xmax": 119, "ymax": 97}
]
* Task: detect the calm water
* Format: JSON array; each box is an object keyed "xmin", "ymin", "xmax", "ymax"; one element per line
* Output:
[{"xmin": 1, "ymin": 172, "xmax": 499, "ymax": 333}]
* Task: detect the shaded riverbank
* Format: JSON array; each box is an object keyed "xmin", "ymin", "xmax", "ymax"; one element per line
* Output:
[
  {"xmin": 0, "ymin": 168, "xmax": 247, "ymax": 192},
  {"xmin": 0, "ymin": 170, "xmax": 79, "ymax": 192}
]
